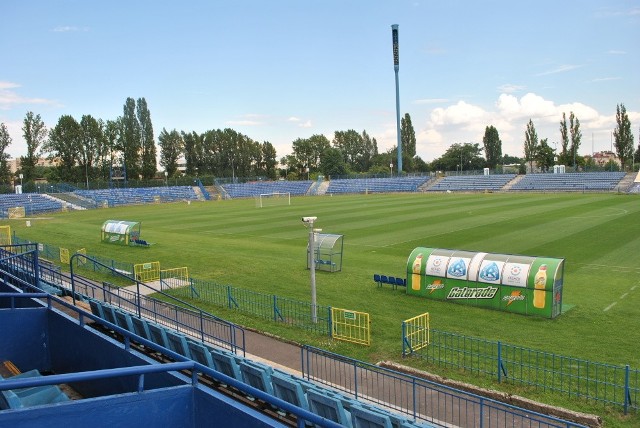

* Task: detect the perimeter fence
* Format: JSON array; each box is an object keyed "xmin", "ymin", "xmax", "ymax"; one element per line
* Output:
[{"xmin": 406, "ymin": 328, "xmax": 638, "ymax": 414}]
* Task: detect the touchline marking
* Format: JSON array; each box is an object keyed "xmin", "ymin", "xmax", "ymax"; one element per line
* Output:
[
  {"xmin": 604, "ymin": 302, "xmax": 617, "ymax": 312},
  {"xmin": 620, "ymin": 293, "xmax": 628, "ymax": 299}
]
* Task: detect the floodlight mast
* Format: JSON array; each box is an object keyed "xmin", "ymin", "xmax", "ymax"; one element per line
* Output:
[
  {"xmin": 303, "ymin": 216, "xmax": 319, "ymax": 323},
  {"xmin": 391, "ymin": 24, "xmax": 402, "ymax": 176}
]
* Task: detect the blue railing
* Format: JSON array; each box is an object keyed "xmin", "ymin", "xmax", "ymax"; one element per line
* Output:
[
  {"xmin": 175, "ymin": 277, "xmax": 332, "ymax": 335},
  {"xmin": 407, "ymin": 328, "xmax": 638, "ymax": 413},
  {"xmin": 301, "ymin": 345, "xmax": 590, "ymax": 428}
]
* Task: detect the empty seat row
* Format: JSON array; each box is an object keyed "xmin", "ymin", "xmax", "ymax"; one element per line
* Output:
[
  {"xmin": 374, "ymin": 274, "xmax": 406, "ymax": 289},
  {"xmin": 222, "ymin": 181, "xmax": 313, "ymax": 198},
  {"xmin": 0, "ymin": 369, "xmax": 70, "ymax": 410},
  {"xmin": 326, "ymin": 177, "xmax": 430, "ymax": 195}
]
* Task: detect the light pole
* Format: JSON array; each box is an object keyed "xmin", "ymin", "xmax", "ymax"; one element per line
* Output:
[
  {"xmin": 303, "ymin": 216, "xmax": 319, "ymax": 324},
  {"xmin": 19, "ymin": 173, "xmax": 23, "ymax": 187},
  {"xmin": 391, "ymin": 24, "xmax": 402, "ymax": 174},
  {"xmin": 164, "ymin": 171, "xmax": 168, "ymax": 186},
  {"xmin": 390, "ymin": 163, "xmax": 393, "ymax": 177}
]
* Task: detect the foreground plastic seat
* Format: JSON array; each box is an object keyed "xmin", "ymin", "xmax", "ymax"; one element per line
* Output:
[
  {"xmin": 307, "ymin": 389, "xmax": 352, "ymax": 427},
  {"xmin": 239, "ymin": 361, "xmax": 273, "ymax": 395},
  {"xmin": 165, "ymin": 330, "xmax": 191, "ymax": 359}
]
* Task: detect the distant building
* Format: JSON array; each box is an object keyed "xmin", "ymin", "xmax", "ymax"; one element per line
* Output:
[
  {"xmin": 7, "ymin": 157, "xmax": 59, "ymax": 174},
  {"xmin": 591, "ymin": 151, "xmax": 621, "ymax": 168}
]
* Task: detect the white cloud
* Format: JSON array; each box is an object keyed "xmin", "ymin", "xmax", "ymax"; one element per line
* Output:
[
  {"xmin": 287, "ymin": 116, "xmax": 300, "ymax": 122},
  {"xmin": 535, "ymin": 64, "xmax": 582, "ymax": 76},
  {"xmin": 0, "ymin": 81, "xmax": 59, "ymax": 111},
  {"xmin": 607, "ymin": 50, "xmax": 626, "ymax": 55},
  {"xmin": 225, "ymin": 120, "xmax": 263, "ymax": 126},
  {"xmin": 409, "ymin": 92, "xmax": 631, "ymax": 162},
  {"xmin": 298, "ymin": 120, "xmax": 312, "ymax": 128},
  {"xmin": 591, "ymin": 77, "xmax": 621, "ymax": 82},
  {"xmin": 497, "ymin": 83, "xmax": 525, "ymax": 94},
  {"xmin": 53, "ymin": 26, "xmax": 89, "ymax": 32}
]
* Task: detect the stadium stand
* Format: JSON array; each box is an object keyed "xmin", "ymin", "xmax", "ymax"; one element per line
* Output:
[
  {"xmin": 74, "ymin": 186, "xmax": 199, "ymax": 207},
  {"xmin": 221, "ymin": 180, "xmax": 313, "ymax": 198},
  {"xmin": 426, "ymin": 174, "xmax": 516, "ymax": 192},
  {"xmin": 325, "ymin": 177, "xmax": 430, "ymax": 194},
  {"xmin": 510, "ymin": 172, "xmax": 626, "ymax": 191},
  {"xmin": 0, "ymin": 194, "xmax": 64, "ymax": 218}
]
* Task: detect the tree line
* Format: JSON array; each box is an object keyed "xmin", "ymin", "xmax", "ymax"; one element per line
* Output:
[{"xmin": 0, "ymin": 99, "xmax": 637, "ymax": 186}]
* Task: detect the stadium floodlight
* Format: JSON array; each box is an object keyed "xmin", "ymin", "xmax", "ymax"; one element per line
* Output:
[
  {"xmin": 391, "ymin": 24, "xmax": 402, "ymax": 175},
  {"xmin": 302, "ymin": 216, "xmax": 319, "ymax": 323}
]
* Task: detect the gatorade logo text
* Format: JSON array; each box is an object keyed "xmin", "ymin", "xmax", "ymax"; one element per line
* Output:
[{"xmin": 447, "ymin": 286, "xmax": 498, "ymax": 299}]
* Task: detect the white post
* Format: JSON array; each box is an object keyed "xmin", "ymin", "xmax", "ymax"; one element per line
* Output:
[{"xmin": 308, "ymin": 220, "xmax": 318, "ymax": 323}]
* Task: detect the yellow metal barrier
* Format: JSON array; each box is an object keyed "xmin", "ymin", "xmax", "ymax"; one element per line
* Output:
[
  {"xmin": 60, "ymin": 248, "xmax": 70, "ymax": 264},
  {"xmin": 76, "ymin": 248, "xmax": 87, "ymax": 265},
  {"xmin": 402, "ymin": 312, "xmax": 430, "ymax": 356},
  {"xmin": 160, "ymin": 267, "xmax": 189, "ymax": 289},
  {"xmin": 0, "ymin": 226, "xmax": 11, "ymax": 246},
  {"xmin": 134, "ymin": 261, "xmax": 161, "ymax": 282},
  {"xmin": 331, "ymin": 307, "xmax": 370, "ymax": 346}
]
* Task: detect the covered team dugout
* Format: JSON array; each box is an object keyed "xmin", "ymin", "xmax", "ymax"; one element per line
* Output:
[
  {"xmin": 101, "ymin": 220, "xmax": 142, "ymax": 246},
  {"xmin": 406, "ymin": 247, "xmax": 564, "ymax": 318},
  {"xmin": 307, "ymin": 233, "xmax": 344, "ymax": 272}
]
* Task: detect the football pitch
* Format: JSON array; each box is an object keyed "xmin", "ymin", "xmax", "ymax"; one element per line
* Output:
[{"xmin": 8, "ymin": 192, "xmax": 640, "ymax": 370}]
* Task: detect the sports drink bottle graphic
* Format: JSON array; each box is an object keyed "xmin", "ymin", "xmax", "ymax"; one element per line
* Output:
[
  {"xmin": 412, "ymin": 254, "xmax": 423, "ymax": 291},
  {"xmin": 533, "ymin": 264, "xmax": 547, "ymax": 309}
]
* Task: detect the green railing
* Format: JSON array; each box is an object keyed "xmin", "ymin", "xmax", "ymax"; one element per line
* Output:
[{"xmin": 406, "ymin": 328, "xmax": 637, "ymax": 413}]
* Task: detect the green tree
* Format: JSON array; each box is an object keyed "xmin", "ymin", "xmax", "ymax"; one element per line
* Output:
[
  {"xmin": 292, "ymin": 134, "xmax": 330, "ymax": 174},
  {"xmin": 523, "ymin": 119, "xmax": 538, "ymax": 172},
  {"xmin": 260, "ymin": 141, "xmax": 278, "ymax": 179},
  {"xmin": 79, "ymin": 115, "xmax": 104, "ymax": 187},
  {"xmin": 332, "ymin": 130, "xmax": 368, "ymax": 172},
  {"xmin": 430, "ymin": 142, "xmax": 483, "ymax": 172},
  {"xmin": 137, "ymin": 97, "xmax": 157, "ymax": 179},
  {"xmin": 20, "ymin": 111, "xmax": 47, "ymax": 182},
  {"xmin": 158, "ymin": 128, "xmax": 183, "ymax": 177},
  {"xmin": 400, "ymin": 113, "xmax": 415, "ymax": 171},
  {"xmin": 121, "ymin": 97, "xmax": 140, "ymax": 180},
  {"xmin": 360, "ymin": 130, "xmax": 378, "ymax": 172},
  {"xmin": 182, "ymin": 131, "xmax": 201, "ymax": 176},
  {"xmin": 569, "ymin": 112, "xmax": 581, "ymax": 167},
  {"xmin": 43, "ymin": 115, "xmax": 82, "ymax": 182},
  {"xmin": 320, "ymin": 147, "xmax": 347, "ymax": 178},
  {"xmin": 0, "ymin": 123, "xmax": 12, "ymax": 184},
  {"xmin": 482, "ymin": 125, "xmax": 502, "ymax": 169},
  {"xmin": 558, "ymin": 113, "xmax": 570, "ymax": 165},
  {"xmin": 103, "ymin": 119, "xmax": 122, "ymax": 181},
  {"xmin": 535, "ymin": 138, "xmax": 554, "ymax": 172},
  {"xmin": 613, "ymin": 103, "xmax": 633, "ymax": 170}
]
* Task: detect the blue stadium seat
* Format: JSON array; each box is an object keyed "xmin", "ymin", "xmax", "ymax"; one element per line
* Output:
[
  {"xmin": 380, "ymin": 275, "xmax": 388, "ymax": 284},
  {"xmin": 373, "ymin": 274, "xmax": 381, "ymax": 287},
  {"xmin": 130, "ymin": 316, "xmax": 152, "ymax": 342},
  {"xmin": 187, "ymin": 341, "xmax": 215, "ymax": 369},
  {"xmin": 395, "ymin": 277, "xmax": 406, "ymax": 288},
  {"xmin": 165, "ymin": 330, "xmax": 192, "ymax": 359},
  {"xmin": 147, "ymin": 322, "xmax": 170, "ymax": 350},
  {"xmin": 87, "ymin": 299, "xmax": 105, "ymax": 319},
  {"xmin": 100, "ymin": 303, "xmax": 118, "ymax": 326},
  {"xmin": 307, "ymin": 388, "xmax": 353, "ymax": 427},
  {"xmin": 114, "ymin": 309, "xmax": 135, "ymax": 333},
  {"xmin": 239, "ymin": 361, "xmax": 274, "ymax": 396},
  {"xmin": 210, "ymin": 350, "xmax": 244, "ymax": 383},
  {"xmin": 270, "ymin": 372, "xmax": 310, "ymax": 411},
  {"xmin": 350, "ymin": 405, "xmax": 393, "ymax": 428}
]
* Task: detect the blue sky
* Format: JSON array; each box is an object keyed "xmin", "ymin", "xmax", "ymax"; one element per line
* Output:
[{"xmin": 1, "ymin": 1, "xmax": 639, "ymax": 164}]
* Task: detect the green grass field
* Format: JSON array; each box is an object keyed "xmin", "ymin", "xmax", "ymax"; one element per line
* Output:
[{"xmin": 5, "ymin": 192, "xmax": 640, "ymax": 424}]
